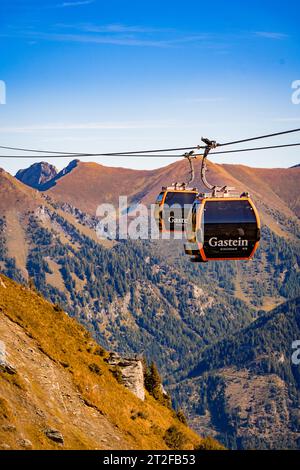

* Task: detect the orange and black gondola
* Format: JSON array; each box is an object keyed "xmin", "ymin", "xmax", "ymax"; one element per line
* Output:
[
  {"xmin": 183, "ymin": 137, "xmax": 260, "ymax": 262},
  {"xmin": 154, "ymin": 137, "xmax": 261, "ymax": 259},
  {"xmin": 184, "ymin": 194, "xmax": 260, "ymax": 262},
  {"xmin": 154, "ymin": 153, "xmax": 198, "ymax": 233},
  {"xmin": 155, "ymin": 185, "xmax": 198, "ymax": 233}
]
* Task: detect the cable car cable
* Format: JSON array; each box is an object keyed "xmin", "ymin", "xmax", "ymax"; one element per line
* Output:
[
  {"xmin": 1, "ymin": 127, "xmax": 300, "ymax": 157},
  {"xmin": 0, "ymin": 146, "xmax": 84, "ymax": 155},
  {"xmin": 210, "ymin": 142, "xmax": 300, "ymax": 155},
  {"xmin": 217, "ymin": 127, "xmax": 300, "ymax": 148},
  {"xmin": 0, "ymin": 142, "xmax": 300, "ymax": 159},
  {"xmin": 0, "ymin": 144, "xmax": 205, "ymax": 156},
  {"xmin": 198, "ymin": 138, "xmax": 300, "ymax": 195},
  {"xmin": 113, "ymin": 141, "xmax": 300, "ymax": 157}
]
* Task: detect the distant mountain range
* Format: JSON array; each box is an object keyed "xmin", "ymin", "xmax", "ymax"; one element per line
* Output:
[{"xmin": 1, "ymin": 157, "xmax": 300, "ymax": 449}]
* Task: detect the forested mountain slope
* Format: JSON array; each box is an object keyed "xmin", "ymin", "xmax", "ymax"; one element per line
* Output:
[{"xmin": 173, "ymin": 298, "xmax": 300, "ymax": 449}]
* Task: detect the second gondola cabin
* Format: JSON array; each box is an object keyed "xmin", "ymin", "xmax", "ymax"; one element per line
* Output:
[
  {"xmin": 155, "ymin": 185, "xmax": 198, "ymax": 233},
  {"xmin": 184, "ymin": 195, "xmax": 260, "ymax": 261}
]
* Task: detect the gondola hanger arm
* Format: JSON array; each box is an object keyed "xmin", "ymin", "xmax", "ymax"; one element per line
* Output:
[
  {"xmin": 199, "ymin": 137, "xmax": 229, "ymax": 195},
  {"xmin": 183, "ymin": 151, "xmax": 197, "ymax": 186}
]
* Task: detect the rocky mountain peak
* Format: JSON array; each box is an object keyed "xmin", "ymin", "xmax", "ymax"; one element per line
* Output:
[
  {"xmin": 15, "ymin": 162, "xmax": 58, "ymax": 190},
  {"xmin": 15, "ymin": 159, "xmax": 80, "ymax": 191}
]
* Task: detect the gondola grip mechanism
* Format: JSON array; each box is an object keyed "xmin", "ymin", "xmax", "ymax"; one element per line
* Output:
[{"xmin": 200, "ymin": 137, "xmax": 232, "ymax": 196}]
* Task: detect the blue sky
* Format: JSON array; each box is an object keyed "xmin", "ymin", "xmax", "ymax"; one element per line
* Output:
[{"xmin": 0, "ymin": 0, "xmax": 299, "ymax": 175}]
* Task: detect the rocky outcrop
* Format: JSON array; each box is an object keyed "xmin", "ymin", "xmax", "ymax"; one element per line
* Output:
[
  {"xmin": 0, "ymin": 340, "xmax": 16, "ymax": 375},
  {"xmin": 44, "ymin": 428, "xmax": 64, "ymax": 444},
  {"xmin": 18, "ymin": 438, "xmax": 33, "ymax": 449},
  {"xmin": 106, "ymin": 353, "xmax": 145, "ymax": 401}
]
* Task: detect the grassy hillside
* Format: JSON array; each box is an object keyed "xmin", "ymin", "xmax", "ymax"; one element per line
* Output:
[
  {"xmin": 222, "ymin": 164, "xmax": 300, "ymax": 218},
  {"xmin": 0, "ymin": 274, "xmax": 224, "ymax": 450},
  {"xmin": 47, "ymin": 161, "xmax": 157, "ymax": 214}
]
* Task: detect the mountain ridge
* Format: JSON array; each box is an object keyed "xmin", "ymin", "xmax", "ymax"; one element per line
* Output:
[{"xmin": 14, "ymin": 159, "xmax": 300, "ymax": 221}]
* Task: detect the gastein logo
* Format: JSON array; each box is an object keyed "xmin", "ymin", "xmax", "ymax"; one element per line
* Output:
[
  {"xmin": 168, "ymin": 216, "xmax": 187, "ymax": 224},
  {"xmin": 208, "ymin": 237, "xmax": 249, "ymax": 247}
]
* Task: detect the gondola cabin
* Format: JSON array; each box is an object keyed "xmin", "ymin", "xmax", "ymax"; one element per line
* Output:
[
  {"xmin": 155, "ymin": 186, "xmax": 198, "ymax": 233},
  {"xmin": 184, "ymin": 195, "xmax": 260, "ymax": 261}
]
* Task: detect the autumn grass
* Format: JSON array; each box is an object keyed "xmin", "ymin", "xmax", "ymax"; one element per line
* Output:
[{"xmin": 0, "ymin": 273, "xmax": 223, "ymax": 450}]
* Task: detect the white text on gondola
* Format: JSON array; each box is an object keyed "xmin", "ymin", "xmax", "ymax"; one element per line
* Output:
[{"xmin": 208, "ymin": 237, "xmax": 248, "ymax": 247}]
